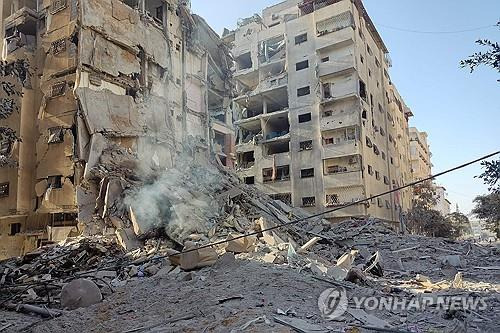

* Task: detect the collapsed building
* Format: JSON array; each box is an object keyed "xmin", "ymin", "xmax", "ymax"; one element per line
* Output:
[
  {"xmin": 224, "ymin": 0, "xmax": 414, "ymax": 223},
  {"xmin": 0, "ymin": 0, "xmax": 235, "ymax": 259}
]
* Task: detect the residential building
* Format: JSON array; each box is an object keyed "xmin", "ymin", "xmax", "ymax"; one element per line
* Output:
[
  {"xmin": 224, "ymin": 0, "xmax": 414, "ymax": 223},
  {"xmin": 409, "ymin": 127, "xmax": 432, "ymax": 180},
  {"xmin": 434, "ymin": 185, "xmax": 451, "ymax": 216},
  {"xmin": 0, "ymin": 0, "xmax": 234, "ymax": 259}
]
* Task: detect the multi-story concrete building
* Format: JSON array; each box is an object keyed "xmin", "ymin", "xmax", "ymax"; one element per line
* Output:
[
  {"xmin": 224, "ymin": 0, "xmax": 413, "ymax": 223},
  {"xmin": 434, "ymin": 185, "xmax": 451, "ymax": 216},
  {"xmin": 0, "ymin": 0, "xmax": 234, "ymax": 259},
  {"xmin": 409, "ymin": 127, "xmax": 432, "ymax": 180}
]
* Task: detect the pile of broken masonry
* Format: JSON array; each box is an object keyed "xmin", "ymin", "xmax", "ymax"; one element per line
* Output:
[{"xmin": 1, "ymin": 160, "xmax": 499, "ymax": 332}]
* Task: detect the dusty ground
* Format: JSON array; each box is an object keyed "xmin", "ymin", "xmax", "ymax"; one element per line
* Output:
[{"xmin": 2, "ymin": 253, "xmax": 499, "ymax": 333}]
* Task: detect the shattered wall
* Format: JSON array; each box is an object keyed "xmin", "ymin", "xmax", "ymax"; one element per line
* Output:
[{"xmin": 0, "ymin": 0, "xmax": 236, "ymax": 258}]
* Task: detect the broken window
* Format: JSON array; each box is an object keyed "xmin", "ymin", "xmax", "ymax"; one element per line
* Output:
[
  {"xmin": 0, "ymin": 182, "xmax": 9, "ymax": 198},
  {"xmin": 390, "ymin": 157, "xmax": 394, "ymax": 165},
  {"xmin": 322, "ymin": 83, "xmax": 332, "ymax": 99},
  {"xmin": 238, "ymin": 151, "xmax": 255, "ymax": 169},
  {"xmin": 375, "ymin": 58, "xmax": 381, "ymax": 68},
  {"xmin": 299, "ymin": 140, "xmax": 313, "ymax": 151},
  {"xmin": 10, "ymin": 223, "xmax": 21, "ymax": 236},
  {"xmin": 322, "ymin": 110, "xmax": 334, "ymax": 118},
  {"xmin": 367, "ymin": 45, "xmax": 373, "ymax": 56},
  {"xmin": 263, "ymin": 165, "xmax": 290, "ymax": 183},
  {"xmin": 48, "ymin": 127, "xmax": 64, "ymax": 144},
  {"xmin": 375, "ymin": 171, "xmax": 380, "ymax": 180},
  {"xmin": 258, "ymin": 35, "xmax": 286, "ymax": 63},
  {"xmin": 321, "ymin": 57, "xmax": 329, "ymax": 63},
  {"xmin": 295, "ymin": 33, "xmax": 308, "ymax": 45},
  {"xmin": 236, "ymin": 52, "xmax": 252, "ymax": 71},
  {"xmin": 368, "ymin": 165, "xmax": 373, "ymax": 175},
  {"xmin": 51, "ymin": 213, "xmax": 78, "ymax": 227},
  {"xmin": 50, "ymin": 82, "xmax": 66, "ymax": 98},
  {"xmin": 365, "ymin": 136, "xmax": 373, "ymax": 148},
  {"xmin": 270, "ymin": 193, "xmax": 292, "ymax": 206},
  {"xmin": 51, "ymin": 38, "xmax": 67, "ymax": 55},
  {"xmin": 298, "ymin": 113, "xmax": 312, "ymax": 123},
  {"xmin": 377, "ymin": 198, "xmax": 383, "ymax": 207},
  {"xmin": 51, "ymin": 0, "xmax": 68, "ymax": 14},
  {"xmin": 47, "ymin": 176, "xmax": 63, "ymax": 189},
  {"xmin": 122, "ymin": 0, "xmax": 139, "ymax": 9},
  {"xmin": 362, "ymin": 110, "xmax": 367, "ymax": 119},
  {"xmin": 244, "ymin": 176, "xmax": 255, "ymax": 185},
  {"xmin": 346, "ymin": 128, "xmax": 356, "ymax": 140},
  {"xmin": 316, "ymin": 11, "xmax": 354, "ymax": 36},
  {"xmin": 359, "ymin": 80, "xmax": 367, "ymax": 101},
  {"xmin": 301, "ymin": 168, "xmax": 315, "ymax": 178},
  {"xmin": 297, "ymin": 86, "xmax": 310, "ymax": 97},
  {"xmin": 295, "ymin": 60, "xmax": 309, "ymax": 71},
  {"xmin": 302, "ymin": 197, "xmax": 316, "ymax": 207},
  {"xmin": 326, "ymin": 194, "xmax": 340, "ymax": 207},
  {"xmin": 265, "ymin": 141, "xmax": 290, "ymax": 155},
  {"xmin": 373, "ymin": 144, "xmax": 380, "ymax": 156}
]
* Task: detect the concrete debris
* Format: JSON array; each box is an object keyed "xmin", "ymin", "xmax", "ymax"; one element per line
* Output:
[
  {"xmin": 60, "ymin": 279, "xmax": 102, "ymax": 310},
  {"xmin": 1, "ymin": 165, "xmax": 499, "ymax": 332}
]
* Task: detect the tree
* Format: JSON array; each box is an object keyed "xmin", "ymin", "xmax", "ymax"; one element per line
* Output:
[
  {"xmin": 477, "ymin": 158, "xmax": 500, "ymax": 193},
  {"xmin": 445, "ymin": 212, "xmax": 472, "ymax": 238},
  {"xmin": 460, "ymin": 22, "xmax": 499, "ymax": 81},
  {"xmin": 472, "ymin": 193, "xmax": 500, "ymax": 239},
  {"xmin": 407, "ymin": 181, "xmax": 459, "ymax": 238}
]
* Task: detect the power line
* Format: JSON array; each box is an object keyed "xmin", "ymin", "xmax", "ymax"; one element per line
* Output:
[
  {"xmin": 166, "ymin": 150, "xmax": 500, "ymax": 259},
  {"xmin": 377, "ymin": 24, "xmax": 496, "ymax": 35}
]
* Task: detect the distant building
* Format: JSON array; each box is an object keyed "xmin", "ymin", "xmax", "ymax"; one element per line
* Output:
[
  {"xmin": 409, "ymin": 127, "xmax": 432, "ymax": 180},
  {"xmin": 434, "ymin": 185, "xmax": 451, "ymax": 216}
]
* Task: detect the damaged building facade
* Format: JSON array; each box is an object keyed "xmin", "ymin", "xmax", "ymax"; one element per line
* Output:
[
  {"xmin": 0, "ymin": 0, "xmax": 234, "ymax": 259},
  {"xmin": 225, "ymin": 0, "xmax": 414, "ymax": 223}
]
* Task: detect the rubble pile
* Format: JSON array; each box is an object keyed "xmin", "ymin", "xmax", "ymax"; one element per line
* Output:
[{"xmin": 1, "ymin": 158, "xmax": 499, "ymax": 332}]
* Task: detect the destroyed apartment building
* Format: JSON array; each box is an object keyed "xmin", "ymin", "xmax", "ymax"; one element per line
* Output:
[
  {"xmin": 0, "ymin": 0, "xmax": 235, "ymax": 259},
  {"xmin": 224, "ymin": 0, "xmax": 414, "ymax": 223}
]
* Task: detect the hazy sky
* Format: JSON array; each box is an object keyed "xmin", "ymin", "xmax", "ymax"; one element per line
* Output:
[{"xmin": 191, "ymin": 0, "xmax": 500, "ymax": 214}]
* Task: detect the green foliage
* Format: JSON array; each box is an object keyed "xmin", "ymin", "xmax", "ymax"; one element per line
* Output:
[
  {"xmin": 445, "ymin": 212, "xmax": 472, "ymax": 238},
  {"xmin": 460, "ymin": 22, "xmax": 500, "ymax": 81},
  {"xmin": 472, "ymin": 193, "xmax": 500, "ymax": 238},
  {"xmin": 408, "ymin": 182, "xmax": 459, "ymax": 238}
]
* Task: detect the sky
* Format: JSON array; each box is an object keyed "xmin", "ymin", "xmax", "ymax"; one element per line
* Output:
[{"xmin": 191, "ymin": 0, "xmax": 500, "ymax": 214}]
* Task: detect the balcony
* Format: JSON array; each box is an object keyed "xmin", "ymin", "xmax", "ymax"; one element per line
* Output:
[
  {"xmin": 320, "ymin": 111, "xmax": 359, "ymax": 131},
  {"xmin": 259, "ymin": 73, "xmax": 288, "ymax": 94},
  {"xmin": 318, "ymin": 55, "xmax": 355, "ymax": 79},
  {"xmin": 316, "ymin": 26, "xmax": 355, "ymax": 52},
  {"xmin": 323, "ymin": 170, "xmax": 363, "ymax": 188},
  {"xmin": 322, "ymin": 140, "xmax": 361, "ymax": 159},
  {"xmin": 3, "ymin": 6, "xmax": 40, "ymax": 55}
]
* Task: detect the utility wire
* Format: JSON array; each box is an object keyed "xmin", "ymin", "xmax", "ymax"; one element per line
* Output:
[
  {"xmin": 167, "ymin": 150, "xmax": 500, "ymax": 259},
  {"xmin": 377, "ymin": 24, "xmax": 496, "ymax": 35}
]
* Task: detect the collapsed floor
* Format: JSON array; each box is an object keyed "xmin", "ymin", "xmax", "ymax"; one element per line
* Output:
[{"xmin": 1, "ymin": 161, "xmax": 499, "ymax": 333}]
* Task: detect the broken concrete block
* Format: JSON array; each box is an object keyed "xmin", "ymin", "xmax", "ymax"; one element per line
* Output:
[
  {"xmin": 129, "ymin": 206, "xmax": 145, "ymax": 237},
  {"xmin": 144, "ymin": 265, "xmax": 160, "ymax": 276},
  {"xmin": 298, "ymin": 237, "xmax": 321, "ymax": 254},
  {"xmin": 115, "ymin": 228, "xmax": 141, "ymax": 252},
  {"xmin": 179, "ymin": 242, "xmax": 218, "ymax": 271},
  {"xmin": 326, "ymin": 266, "xmax": 348, "ymax": 281},
  {"xmin": 61, "ymin": 279, "xmax": 102, "ymax": 310},
  {"xmin": 336, "ymin": 250, "xmax": 359, "ymax": 271},
  {"xmin": 35, "ymin": 179, "xmax": 48, "ymax": 197},
  {"xmin": 440, "ymin": 255, "xmax": 463, "ymax": 268},
  {"xmin": 262, "ymin": 253, "xmax": 277, "ymax": 264},
  {"xmin": 225, "ymin": 233, "xmax": 256, "ymax": 253},
  {"xmin": 95, "ymin": 270, "xmax": 117, "ymax": 280}
]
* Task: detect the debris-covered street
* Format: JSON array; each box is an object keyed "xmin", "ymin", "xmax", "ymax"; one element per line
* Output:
[{"xmin": 1, "ymin": 162, "xmax": 499, "ymax": 332}]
